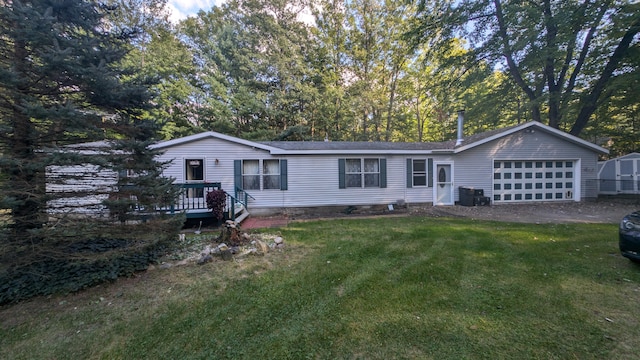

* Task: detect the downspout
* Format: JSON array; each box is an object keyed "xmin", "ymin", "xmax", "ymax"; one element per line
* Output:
[{"xmin": 456, "ymin": 110, "xmax": 465, "ymax": 147}]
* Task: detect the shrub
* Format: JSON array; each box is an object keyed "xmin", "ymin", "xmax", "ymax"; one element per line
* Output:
[
  {"xmin": 0, "ymin": 216, "xmax": 184, "ymax": 304},
  {"xmin": 206, "ymin": 189, "xmax": 227, "ymax": 220}
]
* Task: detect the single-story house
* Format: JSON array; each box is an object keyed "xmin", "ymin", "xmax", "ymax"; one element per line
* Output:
[
  {"xmin": 598, "ymin": 153, "xmax": 640, "ymax": 195},
  {"xmin": 150, "ymin": 119, "xmax": 608, "ymax": 219}
]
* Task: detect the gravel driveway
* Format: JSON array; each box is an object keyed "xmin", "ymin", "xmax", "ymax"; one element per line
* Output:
[{"xmin": 414, "ymin": 200, "xmax": 639, "ymax": 224}]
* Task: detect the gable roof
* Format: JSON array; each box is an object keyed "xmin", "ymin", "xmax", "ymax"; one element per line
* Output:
[
  {"xmin": 150, "ymin": 131, "xmax": 281, "ymax": 153},
  {"xmin": 151, "ymin": 121, "xmax": 608, "ymax": 156},
  {"xmin": 454, "ymin": 121, "xmax": 608, "ymax": 155},
  {"xmin": 259, "ymin": 139, "xmax": 455, "ymax": 155}
]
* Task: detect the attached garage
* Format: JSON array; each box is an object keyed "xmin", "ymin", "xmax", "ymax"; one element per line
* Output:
[
  {"xmin": 452, "ymin": 121, "xmax": 607, "ymax": 204},
  {"xmin": 492, "ymin": 160, "xmax": 577, "ymax": 203}
]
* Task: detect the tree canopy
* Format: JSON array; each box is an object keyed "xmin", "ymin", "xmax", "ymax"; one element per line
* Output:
[
  {"xmin": 410, "ymin": 0, "xmax": 640, "ymax": 139},
  {"xmin": 142, "ymin": 0, "xmax": 636, "ymax": 155},
  {"xmin": 0, "ymin": 0, "xmax": 176, "ymax": 236}
]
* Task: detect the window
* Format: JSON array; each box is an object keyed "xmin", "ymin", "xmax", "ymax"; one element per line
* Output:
[
  {"xmin": 413, "ymin": 160, "xmax": 427, "ymax": 186},
  {"xmin": 346, "ymin": 158, "xmax": 379, "ymax": 188},
  {"xmin": 364, "ymin": 159, "xmax": 380, "ymax": 187},
  {"xmin": 185, "ymin": 159, "xmax": 204, "ymax": 198},
  {"xmin": 118, "ymin": 169, "xmax": 138, "ymax": 179},
  {"xmin": 340, "ymin": 158, "xmax": 387, "ymax": 189},
  {"xmin": 263, "ymin": 160, "xmax": 281, "ymax": 190},
  {"xmin": 234, "ymin": 159, "xmax": 287, "ymax": 191},
  {"xmin": 186, "ymin": 159, "xmax": 204, "ymax": 181},
  {"xmin": 346, "ymin": 159, "xmax": 362, "ymax": 187},
  {"xmin": 242, "ymin": 160, "xmax": 260, "ymax": 190}
]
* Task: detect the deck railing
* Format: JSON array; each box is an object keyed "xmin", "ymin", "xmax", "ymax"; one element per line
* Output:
[
  {"xmin": 169, "ymin": 183, "xmax": 253, "ymax": 220},
  {"xmin": 121, "ymin": 183, "xmax": 253, "ymax": 220}
]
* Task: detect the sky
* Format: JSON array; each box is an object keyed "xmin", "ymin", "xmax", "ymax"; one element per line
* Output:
[
  {"xmin": 166, "ymin": 0, "xmax": 314, "ymax": 25},
  {"xmin": 167, "ymin": 0, "xmax": 226, "ymax": 23}
]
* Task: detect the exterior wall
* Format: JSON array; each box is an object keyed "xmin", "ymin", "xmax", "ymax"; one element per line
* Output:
[
  {"xmin": 284, "ymin": 154, "xmax": 415, "ymax": 208},
  {"xmin": 156, "ymin": 138, "xmax": 439, "ymax": 210},
  {"xmin": 453, "ymin": 129, "xmax": 600, "ymax": 202},
  {"xmin": 156, "ymin": 137, "xmax": 274, "ymax": 199},
  {"xmin": 156, "ymin": 128, "xmax": 603, "ymax": 212},
  {"xmin": 46, "ymin": 164, "xmax": 117, "ymax": 216}
]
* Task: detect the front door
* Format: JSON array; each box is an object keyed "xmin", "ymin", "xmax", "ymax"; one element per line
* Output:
[{"xmin": 434, "ymin": 163, "xmax": 454, "ymax": 205}]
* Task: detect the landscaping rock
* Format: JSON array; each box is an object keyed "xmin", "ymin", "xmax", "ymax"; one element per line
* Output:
[
  {"xmin": 236, "ymin": 248, "xmax": 256, "ymax": 258},
  {"xmin": 197, "ymin": 254, "xmax": 213, "ymax": 265},
  {"xmin": 255, "ymin": 239, "xmax": 269, "ymax": 254},
  {"xmin": 274, "ymin": 236, "xmax": 284, "ymax": 245},
  {"xmin": 221, "ymin": 249, "xmax": 233, "ymax": 261}
]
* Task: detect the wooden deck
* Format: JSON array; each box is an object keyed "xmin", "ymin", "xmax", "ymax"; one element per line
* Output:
[{"xmin": 161, "ymin": 183, "xmax": 251, "ymax": 222}]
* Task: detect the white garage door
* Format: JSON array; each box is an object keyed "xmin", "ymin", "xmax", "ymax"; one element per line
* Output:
[{"xmin": 493, "ymin": 160, "xmax": 576, "ymax": 203}]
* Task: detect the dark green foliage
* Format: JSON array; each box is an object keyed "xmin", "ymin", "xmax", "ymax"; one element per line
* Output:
[
  {"xmin": 0, "ymin": 217, "xmax": 183, "ymax": 304},
  {"xmin": 0, "ymin": 1, "xmax": 182, "ymax": 300},
  {"xmin": 0, "ymin": 0, "xmax": 156, "ymax": 235},
  {"xmin": 104, "ymin": 139, "xmax": 181, "ymax": 223}
]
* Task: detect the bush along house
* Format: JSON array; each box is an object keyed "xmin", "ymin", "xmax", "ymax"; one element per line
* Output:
[{"xmin": 149, "ymin": 115, "xmax": 608, "ymax": 223}]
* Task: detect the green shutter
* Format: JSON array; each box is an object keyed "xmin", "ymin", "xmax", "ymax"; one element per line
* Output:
[
  {"xmin": 234, "ymin": 160, "xmax": 242, "ymax": 189},
  {"xmin": 338, "ymin": 159, "xmax": 346, "ymax": 189},
  {"xmin": 428, "ymin": 158, "xmax": 433, "ymax": 187},
  {"xmin": 280, "ymin": 159, "xmax": 288, "ymax": 190},
  {"xmin": 406, "ymin": 158, "xmax": 413, "ymax": 188},
  {"xmin": 380, "ymin": 158, "xmax": 387, "ymax": 188}
]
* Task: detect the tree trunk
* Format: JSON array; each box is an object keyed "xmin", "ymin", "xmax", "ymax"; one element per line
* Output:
[{"xmin": 570, "ymin": 17, "xmax": 640, "ymax": 136}]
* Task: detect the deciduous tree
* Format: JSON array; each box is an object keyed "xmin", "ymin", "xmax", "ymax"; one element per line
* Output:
[{"xmin": 410, "ymin": 0, "xmax": 640, "ymax": 136}]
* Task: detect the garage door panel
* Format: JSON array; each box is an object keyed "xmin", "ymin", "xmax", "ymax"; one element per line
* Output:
[{"xmin": 493, "ymin": 160, "xmax": 575, "ymax": 203}]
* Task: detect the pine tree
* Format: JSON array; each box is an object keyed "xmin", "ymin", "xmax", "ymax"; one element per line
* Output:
[{"xmin": 0, "ymin": 0, "xmax": 176, "ymax": 238}]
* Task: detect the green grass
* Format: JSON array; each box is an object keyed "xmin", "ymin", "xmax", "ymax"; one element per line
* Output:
[{"xmin": 1, "ymin": 216, "xmax": 639, "ymax": 359}]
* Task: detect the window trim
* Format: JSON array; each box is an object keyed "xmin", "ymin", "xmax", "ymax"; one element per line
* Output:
[
  {"xmin": 234, "ymin": 159, "xmax": 288, "ymax": 191},
  {"xmin": 242, "ymin": 159, "xmax": 261, "ymax": 191},
  {"xmin": 406, "ymin": 158, "xmax": 433, "ymax": 188},
  {"xmin": 339, "ymin": 158, "xmax": 387, "ymax": 189},
  {"xmin": 184, "ymin": 158, "xmax": 205, "ymax": 182},
  {"xmin": 263, "ymin": 159, "xmax": 282, "ymax": 190}
]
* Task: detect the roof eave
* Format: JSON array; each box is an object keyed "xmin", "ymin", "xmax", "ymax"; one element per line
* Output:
[
  {"xmin": 454, "ymin": 121, "xmax": 609, "ymax": 155},
  {"xmin": 268, "ymin": 149, "xmax": 454, "ymax": 155},
  {"xmin": 151, "ymin": 131, "xmax": 280, "ymax": 153}
]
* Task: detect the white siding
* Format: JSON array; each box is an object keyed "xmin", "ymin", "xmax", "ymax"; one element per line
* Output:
[
  {"xmin": 157, "ymin": 138, "xmax": 434, "ymax": 209},
  {"xmin": 453, "ymin": 130, "xmax": 600, "ymax": 202},
  {"xmin": 156, "ymin": 127, "xmax": 603, "ymax": 211},
  {"xmin": 283, "ymin": 155, "xmax": 403, "ymax": 207},
  {"xmin": 46, "ymin": 164, "xmax": 117, "ymax": 216}
]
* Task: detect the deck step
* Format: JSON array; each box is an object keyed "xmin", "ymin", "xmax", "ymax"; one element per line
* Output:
[
  {"xmin": 234, "ymin": 203, "xmax": 245, "ymax": 216},
  {"xmin": 234, "ymin": 210, "xmax": 250, "ymax": 225}
]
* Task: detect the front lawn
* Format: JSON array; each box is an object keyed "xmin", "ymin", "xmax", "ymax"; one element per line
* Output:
[{"xmin": 1, "ymin": 217, "xmax": 639, "ymax": 359}]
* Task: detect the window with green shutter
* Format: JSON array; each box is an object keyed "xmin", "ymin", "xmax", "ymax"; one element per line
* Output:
[{"xmin": 339, "ymin": 158, "xmax": 386, "ymax": 188}]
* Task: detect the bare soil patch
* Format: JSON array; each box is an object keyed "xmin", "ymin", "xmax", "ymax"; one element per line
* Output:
[
  {"xmin": 412, "ymin": 200, "xmax": 638, "ymax": 224},
  {"xmin": 281, "ymin": 199, "xmax": 639, "ymax": 225}
]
